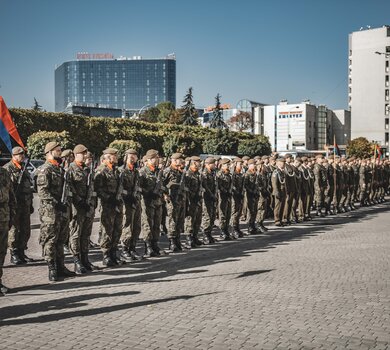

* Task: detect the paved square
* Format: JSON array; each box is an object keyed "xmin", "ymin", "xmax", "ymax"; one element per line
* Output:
[{"xmin": 1, "ymin": 202, "xmax": 390, "ymax": 349}]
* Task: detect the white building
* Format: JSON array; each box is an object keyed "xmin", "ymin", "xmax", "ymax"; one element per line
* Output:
[
  {"xmin": 262, "ymin": 100, "xmax": 350, "ymax": 152},
  {"xmin": 349, "ymin": 25, "xmax": 390, "ymax": 153}
]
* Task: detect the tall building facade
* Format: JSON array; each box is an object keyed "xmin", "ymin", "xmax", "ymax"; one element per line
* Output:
[
  {"xmin": 349, "ymin": 26, "xmax": 390, "ymax": 154},
  {"xmin": 262, "ymin": 101, "xmax": 350, "ymax": 152},
  {"xmin": 55, "ymin": 53, "xmax": 176, "ymax": 112}
]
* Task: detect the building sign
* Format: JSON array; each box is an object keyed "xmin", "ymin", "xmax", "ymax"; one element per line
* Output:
[
  {"xmin": 204, "ymin": 104, "xmax": 232, "ymax": 112},
  {"xmin": 76, "ymin": 52, "xmax": 114, "ymax": 60},
  {"xmin": 278, "ymin": 111, "xmax": 303, "ymax": 119}
]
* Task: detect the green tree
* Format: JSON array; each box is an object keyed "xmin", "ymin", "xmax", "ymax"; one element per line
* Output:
[
  {"xmin": 237, "ymin": 136, "xmax": 271, "ymax": 157},
  {"xmin": 139, "ymin": 106, "xmax": 160, "ymax": 123},
  {"xmin": 346, "ymin": 137, "xmax": 374, "ymax": 158},
  {"xmin": 210, "ymin": 93, "xmax": 227, "ymax": 129},
  {"xmin": 32, "ymin": 98, "xmax": 43, "ymax": 111},
  {"xmin": 108, "ymin": 139, "xmax": 141, "ymax": 161},
  {"xmin": 156, "ymin": 101, "xmax": 176, "ymax": 123},
  {"xmin": 202, "ymin": 129, "xmax": 238, "ymax": 155},
  {"xmin": 181, "ymin": 87, "xmax": 198, "ymax": 126}
]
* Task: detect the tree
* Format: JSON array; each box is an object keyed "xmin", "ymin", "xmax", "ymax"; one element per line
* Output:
[
  {"xmin": 156, "ymin": 101, "xmax": 176, "ymax": 123},
  {"xmin": 32, "ymin": 98, "xmax": 43, "ymax": 111},
  {"xmin": 139, "ymin": 106, "xmax": 160, "ymax": 123},
  {"xmin": 237, "ymin": 136, "xmax": 271, "ymax": 157},
  {"xmin": 202, "ymin": 129, "xmax": 238, "ymax": 155},
  {"xmin": 346, "ymin": 137, "xmax": 374, "ymax": 158},
  {"xmin": 227, "ymin": 111, "xmax": 253, "ymax": 132},
  {"xmin": 209, "ymin": 93, "xmax": 227, "ymax": 129},
  {"xmin": 181, "ymin": 87, "xmax": 198, "ymax": 126}
]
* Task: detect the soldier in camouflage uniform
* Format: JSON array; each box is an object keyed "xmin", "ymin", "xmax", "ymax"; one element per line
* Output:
[
  {"xmin": 68, "ymin": 144, "xmax": 93, "ymax": 274},
  {"xmin": 256, "ymin": 159, "xmax": 270, "ymax": 232},
  {"xmin": 139, "ymin": 149, "xmax": 163, "ymax": 257},
  {"xmin": 244, "ymin": 159, "xmax": 259, "ymax": 234},
  {"xmin": 163, "ymin": 153, "xmax": 187, "ymax": 251},
  {"xmin": 359, "ymin": 158, "xmax": 369, "ymax": 206},
  {"xmin": 0, "ymin": 165, "xmax": 16, "ymax": 295},
  {"xmin": 230, "ymin": 158, "xmax": 245, "ymax": 238},
  {"xmin": 120, "ymin": 149, "xmax": 143, "ymax": 262},
  {"xmin": 4, "ymin": 147, "xmax": 34, "ymax": 265},
  {"xmin": 298, "ymin": 156, "xmax": 312, "ymax": 221},
  {"xmin": 94, "ymin": 148, "xmax": 124, "ymax": 267},
  {"xmin": 291, "ymin": 157, "xmax": 302, "ymax": 223},
  {"xmin": 240, "ymin": 156, "xmax": 250, "ymax": 221},
  {"xmin": 313, "ymin": 154, "xmax": 327, "ymax": 217},
  {"xmin": 283, "ymin": 154, "xmax": 297, "ymax": 225},
  {"xmin": 201, "ymin": 157, "xmax": 217, "ymax": 244},
  {"xmin": 323, "ymin": 158, "xmax": 335, "ymax": 215},
  {"xmin": 272, "ymin": 158, "xmax": 287, "ymax": 227},
  {"xmin": 217, "ymin": 158, "xmax": 233, "ymax": 240},
  {"xmin": 184, "ymin": 156, "xmax": 204, "ymax": 247},
  {"xmin": 37, "ymin": 142, "xmax": 74, "ymax": 281}
]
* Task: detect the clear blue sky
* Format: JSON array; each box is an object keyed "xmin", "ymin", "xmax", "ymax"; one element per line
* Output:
[{"xmin": 0, "ymin": 0, "xmax": 388, "ymax": 112}]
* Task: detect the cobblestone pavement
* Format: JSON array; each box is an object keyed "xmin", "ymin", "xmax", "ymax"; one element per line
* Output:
[{"xmin": 1, "ymin": 202, "xmax": 390, "ymax": 349}]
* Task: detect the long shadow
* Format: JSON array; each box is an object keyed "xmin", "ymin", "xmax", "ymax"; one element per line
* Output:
[
  {"xmin": 0, "ymin": 292, "xmax": 219, "ymax": 326},
  {"xmin": 5, "ymin": 202, "xmax": 390, "ymax": 295}
]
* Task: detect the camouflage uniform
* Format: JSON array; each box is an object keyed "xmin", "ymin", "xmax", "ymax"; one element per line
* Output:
[
  {"xmin": 283, "ymin": 162, "xmax": 297, "ymax": 224},
  {"xmin": 313, "ymin": 162, "xmax": 327, "ymax": 214},
  {"xmin": 272, "ymin": 167, "xmax": 287, "ymax": 226},
  {"xmin": 291, "ymin": 164, "xmax": 302, "ymax": 222},
  {"xmin": 184, "ymin": 168, "xmax": 203, "ymax": 244},
  {"xmin": 231, "ymin": 169, "xmax": 245, "ymax": 235},
  {"xmin": 298, "ymin": 163, "xmax": 312, "ymax": 220},
  {"xmin": 201, "ymin": 168, "xmax": 217, "ymax": 243},
  {"xmin": 244, "ymin": 169, "xmax": 259, "ymax": 233},
  {"xmin": 0, "ymin": 168, "xmax": 16, "ymax": 287},
  {"xmin": 217, "ymin": 169, "xmax": 233, "ymax": 239},
  {"xmin": 120, "ymin": 164, "xmax": 142, "ymax": 257},
  {"xmin": 139, "ymin": 164, "xmax": 163, "ymax": 254},
  {"xmin": 256, "ymin": 170, "xmax": 270, "ymax": 230},
  {"xmin": 94, "ymin": 163, "xmax": 123, "ymax": 262},
  {"xmin": 4, "ymin": 159, "xmax": 33, "ymax": 260},
  {"xmin": 324, "ymin": 163, "xmax": 335, "ymax": 214},
  {"xmin": 37, "ymin": 161, "xmax": 67, "ymax": 269}
]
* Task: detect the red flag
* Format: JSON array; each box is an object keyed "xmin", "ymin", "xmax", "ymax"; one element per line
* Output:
[{"xmin": 0, "ymin": 96, "xmax": 25, "ymax": 149}]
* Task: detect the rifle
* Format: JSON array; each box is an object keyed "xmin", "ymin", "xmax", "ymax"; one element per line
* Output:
[
  {"xmin": 115, "ymin": 170, "xmax": 126, "ymax": 213},
  {"xmin": 229, "ymin": 163, "xmax": 236, "ymax": 195},
  {"xmin": 61, "ymin": 167, "xmax": 71, "ymax": 206},
  {"xmin": 198, "ymin": 160, "xmax": 205, "ymax": 198},
  {"xmin": 153, "ymin": 154, "xmax": 170, "ymax": 196},
  {"xmin": 15, "ymin": 156, "xmax": 30, "ymax": 195},
  {"xmin": 177, "ymin": 159, "xmax": 191, "ymax": 199},
  {"xmin": 85, "ymin": 159, "xmax": 96, "ymax": 216}
]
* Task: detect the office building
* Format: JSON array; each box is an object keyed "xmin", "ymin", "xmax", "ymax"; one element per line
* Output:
[
  {"xmin": 349, "ymin": 26, "xmax": 390, "ymax": 153},
  {"xmin": 55, "ymin": 53, "xmax": 176, "ymax": 112}
]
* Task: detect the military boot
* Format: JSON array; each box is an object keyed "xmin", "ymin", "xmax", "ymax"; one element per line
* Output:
[
  {"xmin": 184, "ymin": 235, "xmax": 194, "ymax": 249},
  {"xmin": 10, "ymin": 249, "xmax": 24, "ymax": 265},
  {"xmin": 174, "ymin": 236, "xmax": 183, "ymax": 251},
  {"xmin": 231, "ymin": 229, "xmax": 240, "ymax": 239},
  {"xmin": 121, "ymin": 249, "xmax": 133, "ymax": 262},
  {"xmin": 220, "ymin": 231, "xmax": 231, "ymax": 241},
  {"xmin": 151, "ymin": 240, "xmax": 161, "ymax": 256},
  {"xmin": 21, "ymin": 251, "xmax": 34, "ymax": 263},
  {"xmin": 260, "ymin": 223, "xmax": 268, "ymax": 232},
  {"xmin": 74, "ymin": 256, "xmax": 87, "ymax": 275},
  {"xmin": 144, "ymin": 241, "xmax": 158, "ymax": 258},
  {"xmin": 203, "ymin": 232, "xmax": 213, "ymax": 245},
  {"xmin": 102, "ymin": 252, "xmax": 115, "ymax": 267},
  {"xmin": 193, "ymin": 234, "xmax": 204, "ymax": 246},
  {"xmin": 0, "ymin": 282, "xmax": 10, "ymax": 296},
  {"xmin": 47, "ymin": 261, "xmax": 58, "ymax": 282},
  {"xmin": 57, "ymin": 261, "xmax": 76, "ymax": 278},
  {"xmin": 81, "ymin": 252, "xmax": 98, "ymax": 271},
  {"xmin": 169, "ymin": 238, "xmax": 180, "ymax": 253},
  {"xmin": 110, "ymin": 249, "xmax": 121, "ymax": 265}
]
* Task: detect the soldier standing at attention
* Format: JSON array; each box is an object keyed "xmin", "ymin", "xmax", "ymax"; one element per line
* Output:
[
  {"xmin": 37, "ymin": 142, "xmax": 74, "ymax": 281},
  {"xmin": 163, "ymin": 153, "xmax": 187, "ymax": 251},
  {"xmin": 94, "ymin": 148, "xmax": 124, "ymax": 267},
  {"xmin": 272, "ymin": 158, "xmax": 287, "ymax": 227},
  {"xmin": 298, "ymin": 156, "xmax": 311, "ymax": 221},
  {"xmin": 244, "ymin": 159, "xmax": 259, "ymax": 234},
  {"xmin": 230, "ymin": 158, "xmax": 245, "ymax": 238},
  {"xmin": 184, "ymin": 156, "xmax": 204, "ymax": 247},
  {"xmin": 201, "ymin": 157, "xmax": 217, "ymax": 244},
  {"xmin": 68, "ymin": 144, "xmax": 91, "ymax": 275},
  {"xmin": 256, "ymin": 159, "xmax": 270, "ymax": 233},
  {"xmin": 217, "ymin": 158, "xmax": 233, "ymax": 240},
  {"xmin": 139, "ymin": 149, "xmax": 164, "ymax": 257},
  {"xmin": 0, "ymin": 165, "xmax": 16, "ymax": 295},
  {"xmin": 120, "ymin": 149, "xmax": 143, "ymax": 262},
  {"xmin": 4, "ymin": 147, "xmax": 34, "ymax": 265},
  {"xmin": 283, "ymin": 154, "xmax": 297, "ymax": 225},
  {"xmin": 313, "ymin": 154, "xmax": 327, "ymax": 217}
]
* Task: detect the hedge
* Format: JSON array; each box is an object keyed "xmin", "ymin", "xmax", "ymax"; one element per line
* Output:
[{"xmin": 8, "ymin": 108, "xmax": 271, "ymax": 159}]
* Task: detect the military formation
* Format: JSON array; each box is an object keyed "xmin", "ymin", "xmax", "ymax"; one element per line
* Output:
[{"xmin": 0, "ymin": 143, "xmax": 389, "ymax": 295}]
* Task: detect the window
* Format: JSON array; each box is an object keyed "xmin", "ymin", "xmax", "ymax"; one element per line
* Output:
[
  {"xmin": 386, "ymin": 132, "xmax": 389, "ymax": 145},
  {"xmin": 386, "ymin": 75, "xmax": 389, "ymax": 87},
  {"xmin": 386, "ymin": 104, "xmax": 389, "ymax": 115},
  {"xmin": 386, "ymin": 89, "xmax": 389, "ymax": 101},
  {"xmin": 385, "ymin": 118, "xmax": 389, "ymax": 130}
]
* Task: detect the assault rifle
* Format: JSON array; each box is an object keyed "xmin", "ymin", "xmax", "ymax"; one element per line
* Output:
[{"xmin": 153, "ymin": 153, "xmax": 170, "ymax": 196}]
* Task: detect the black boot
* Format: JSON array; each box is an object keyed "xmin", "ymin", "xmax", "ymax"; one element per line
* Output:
[
  {"xmin": 203, "ymin": 232, "xmax": 213, "ymax": 245},
  {"xmin": 130, "ymin": 250, "xmax": 143, "ymax": 261},
  {"xmin": 193, "ymin": 234, "xmax": 204, "ymax": 246},
  {"xmin": 231, "ymin": 229, "xmax": 240, "ymax": 239},
  {"xmin": 110, "ymin": 249, "xmax": 121, "ymax": 265},
  {"xmin": 48, "ymin": 261, "xmax": 58, "ymax": 282},
  {"xmin": 144, "ymin": 241, "xmax": 158, "ymax": 258},
  {"xmin": 0, "ymin": 282, "xmax": 10, "ymax": 295},
  {"xmin": 220, "ymin": 231, "xmax": 231, "ymax": 241},
  {"xmin": 10, "ymin": 249, "xmax": 24, "ymax": 265},
  {"xmin": 151, "ymin": 240, "xmax": 161, "ymax": 256},
  {"xmin": 121, "ymin": 249, "xmax": 133, "ymax": 262},
  {"xmin": 184, "ymin": 235, "xmax": 195, "ymax": 249},
  {"xmin": 74, "ymin": 256, "xmax": 87, "ymax": 275},
  {"xmin": 174, "ymin": 236, "xmax": 183, "ymax": 251},
  {"xmin": 102, "ymin": 252, "xmax": 115, "ymax": 267},
  {"xmin": 260, "ymin": 223, "xmax": 268, "ymax": 232},
  {"xmin": 81, "ymin": 252, "xmax": 98, "ymax": 271},
  {"xmin": 57, "ymin": 262, "xmax": 76, "ymax": 278},
  {"xmin": 169, "ymin": 238, "xmax": 180, "ymax": 253},
  {"xmin": 20, "ymin": 251, "xmax": 34, "ymax": 263}
]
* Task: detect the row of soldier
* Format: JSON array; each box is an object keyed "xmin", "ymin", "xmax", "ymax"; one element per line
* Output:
[{"xmin": 0, "ymin": 142, "xmax": 389, "ymax": 293}]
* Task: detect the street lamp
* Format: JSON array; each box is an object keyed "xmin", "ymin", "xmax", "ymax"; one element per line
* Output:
[{"xmin": 132, "ymin": 104, "xmax": 150, "ymax": 119}]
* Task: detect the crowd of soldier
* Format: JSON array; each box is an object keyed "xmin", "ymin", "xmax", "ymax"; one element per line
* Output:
[{"xmin": 0, "ymin": 143, "xmax": 388, "ymax": 295}]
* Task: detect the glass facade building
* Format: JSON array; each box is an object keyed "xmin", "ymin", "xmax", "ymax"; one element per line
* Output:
[{"xmin": 55, "ymin": 55, "xmax": 176, "ymax": 112}]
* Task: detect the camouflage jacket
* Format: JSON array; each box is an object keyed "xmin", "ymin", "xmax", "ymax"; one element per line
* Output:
[
  {"xmin": 244, "ymin": 170, "xmax": 258, "ymax": 197},
  {"xmin": 94, "ymin": 163, "xmax": 120, "ymax": 206},
  {"xmin": 299, "ymin": 165, "xmax": 312, "ymax": 195},
  {"xmin": 68, "ymin": 162, "xmax": 89, "ymax": 206},
  {"xmin": 284, "ymin": 163, "xmax": 297, "ymax": 194},
  {"xmin": 3, "ymin": 160, "xmax": 33, "ymax": 201},
  {"xmin": 139, "ymin": 165, "xmax": 162, "ymax": 206},
  {"xmin": 36, "ymin": 161, "xmax": 64, "ymax": 205},
  {"xmin": 201, "ymin": 169, "xmax": 217, "ymax": 201},
  {"xmin": 271, "ymin": 168, "xmax": 287, "ymax": 198},
  {"xmin": 119, "ymin": 164, "xmax": 141, "ymax": 207},
  {"xmin": 0, "ymin": 167, "xmax": 16, "ymax": 222},
  {"xmin": 314, "ymin": 163, "xmax": 327, "ymax": 190},
  {"xmin": 186, "ymin": 169, "xmax": 202, "ymax": 201},
  {"xmin": 217, "ymin": 170, "xmax": 232, "ymax": 198},
  {"xmin": 163, "ymin": 166, "xmax": 186, "ymax": 201},
  {"xmin": 231, "ymin": 171, "xmax": 245, "ymax": 198}
]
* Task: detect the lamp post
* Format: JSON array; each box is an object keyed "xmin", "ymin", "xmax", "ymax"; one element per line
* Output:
[
  {"xmin": 375, "ymin": 51, "xmax": 390, "ymax": 58},
  {"xmin": 132, "ymin": 104, "xmax": 150, "ymax": 119}
]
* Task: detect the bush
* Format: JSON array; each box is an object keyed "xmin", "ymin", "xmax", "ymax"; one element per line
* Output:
[
  {"xmin": 10, "ymin": 108, "xmax": 271, "ymax": 158},
  {"xmin": 27, "ymin": 131, "xmax": 74, "ymax": 159},
  {"xmin": 237, "ymin": 136, "xmax": 271, "ymax": 157},
  {"xmin": 108, "ymin": 140, "xmax": 142, "ymax": 160}
]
